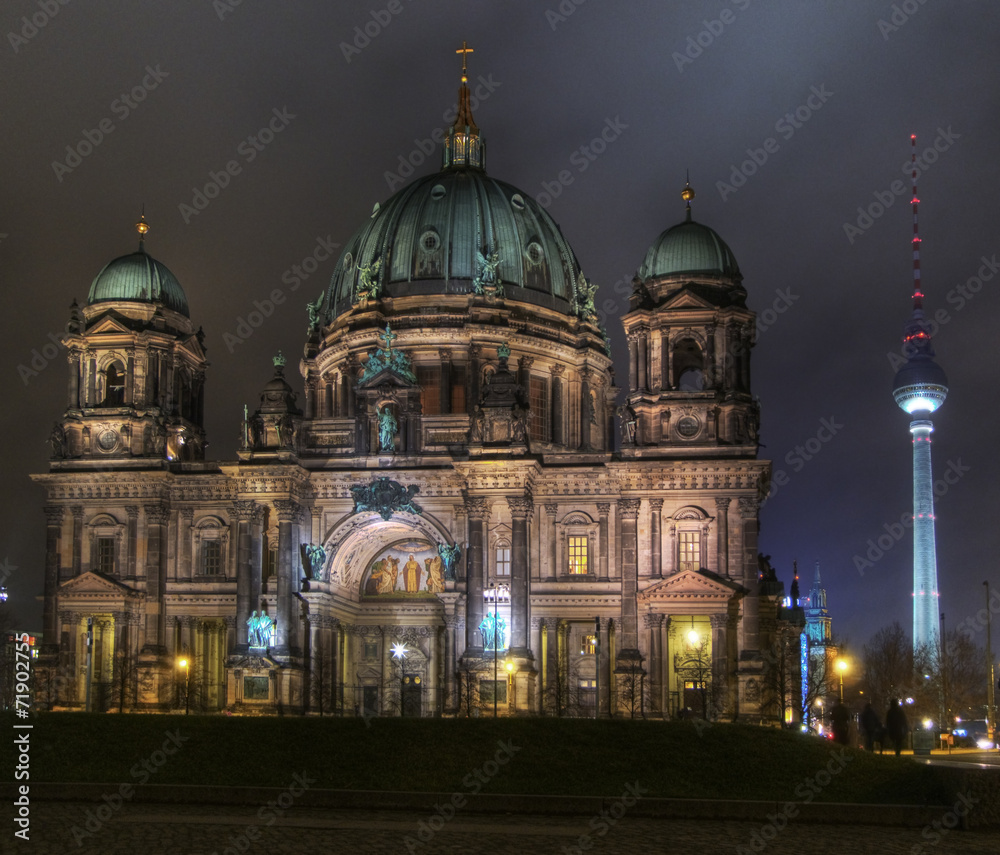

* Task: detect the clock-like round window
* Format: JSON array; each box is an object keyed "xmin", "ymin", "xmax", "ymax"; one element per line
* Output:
[
  {"xmin": 676, "ymin": 416, "xmax": 700, "ymax": 438},
  {"xmin": 97, "ymin": 429, "xmax": 118, "ymax": 451}
]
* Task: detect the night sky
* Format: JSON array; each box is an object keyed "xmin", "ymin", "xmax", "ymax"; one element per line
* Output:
[{"xmin": 2, "ymin": 1, "xmax": 998, "ymax": 656}]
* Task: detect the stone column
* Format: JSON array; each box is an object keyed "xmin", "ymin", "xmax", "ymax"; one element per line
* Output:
[
  {"xmin": 125, "ymin": 506, "xmax": 138, "ymax": 578},
  {"xmin": 310, "ymin": 506, "xmax": 322, "ymax": 548},
  {"xmin": 67, "ymin": 351, "xmax": 81, "ymax": 409},
  {"xmin": 469, "ymin": 344, "xmax": 482, "ymax": 410},
  {"xmin": 551, "ymin": 365, "xmax": 564, "ymax": 445},
  {"xmin": 715, "ymin": 497, "xmax": 731, "ymax": 578},
  {"xmin": 545, "ymin": 503, "xmax": 558, "ymax": 580},
  {"xmin": 637, "ymin": 332, "xmax": 649, "ymax": 392},
  {"xmin": 617, "ymin": 499, "xmax": 641, "ymax": 654},
  {"xmin": 71, "ymin": 506, "xmax": 83, "ymax": 577},
  {"xmin": 233, "ymin": 501, "xmax": 261, "ymax": 655},
  {"xmin": 464, "ymin": 498, "xmax": 488, "ymax": 654},
  {"xmin": 439, "ymin": 349, "xmax": 452, "ymax": 414},
  {"xmin": 508, "ymin": 495, "xmax": 533, "ymax": 655},
  {"xmin": 705, "ymin": 324, "xmax": 717, "ymax": 388},
  {"xmin": 443, "ymin": 614, "xmax": 459, "ymax": 713},
  {"xmin": 662, "ymin": 616, "xmax": 672, "ymax": 716},
  {"xmin": 711, "ymin": 613, "xmax": 730, "ymax": 717},
  {"xmin": 273, "ymin": 500, "xmax": 299, "ymax": 656},
  {"xmin": 125, "ymin": 350, "xmax": 135, "ymax": 404},
  {"xmin": 738, "ymin": 497, "xmax": 760, "ymax": 653},
  {"xmin": 579, "ymin": 368, "xmax": 592, "ymax": 450},
  {"xmin": 649, "ymin": 499, "xmax": 663, "ymax": 579},
  {"xmin": 86, "ymin": 353, "xmax": 97, "ymax": 406},
  {"xmin": 331, "ymin": 621, "xmax": 342, "ymax": 714},
  {"xmin": 597, "ymin": 503, "xmax": 610, "ymax": 581},
  {"xmin": 142, "ymin": 504, "xmax": 169, "ymax": 655},
  {"xmin": 42, "ymin": 506, "xmax": 63, "ymax": 652},
  {"xmin": 530, "ymin": 617, "xmax": 544, "ymax": 713},
  {"xmin": 180, "ymin": 508, "xmax": 194, "ymax": 580},
  {"xmin": 665, "ymin": 522, "xmax": 676, "ymax": 576},
  {"xmin": 627, "ymin": 335, "xmax": 638, "ymax": 392},
  {"xmin": 645, "ymin": 613, "xmax": 664, "ymax": 715},
  {"xmin": 517, "ymin": 355, "xmax": 534, "ymax": 391}
]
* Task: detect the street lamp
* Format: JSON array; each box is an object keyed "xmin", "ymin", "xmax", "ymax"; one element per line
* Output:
[
  {"xmin": 390, "ymin": 642, "xmax": 408, "ymax": 717},
  {"xmin": 985, "ymin": 581, "xmax": 995, "ymax": 745},
  {"xmin": 836, "ymin": 659, "xmax": 847, "ymax": 703},
  {"xmin": 178, "ymin": 658, "xmax": 190, "ymax": 715},
  {"xmin": 505, "ymin": 660, "xmax": 514, "ymax": 712}
]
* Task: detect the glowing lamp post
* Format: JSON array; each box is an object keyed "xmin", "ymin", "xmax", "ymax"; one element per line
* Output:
[
  {"xmin": 836, "ymin": 659, "xmax": 847, "ymax": 703},
  {"xmin": 505, "ymin": 660, "xmax": 515, "ymax": 712},
  {"xmin": 178, "ymin": 658, "xmax": 190, "ymax": 715},
  {"xmin": 391, "ymin": 642, "xmax": 408, "ymax": 717}
]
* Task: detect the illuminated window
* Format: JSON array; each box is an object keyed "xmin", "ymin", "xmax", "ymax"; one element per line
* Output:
[
  {"xmin": 579, "ymin": 678, "xmax": 597, "ymax": 711},
  {"xmin": 202, "ymin": 541, "xmax": 222, "ymax": 575},
  {"xmin": 529, "ymin": 376, "xmax": 549, "ymax": 441},
  {"xmin": 581, "ymin": 634, "xmax": 597, "ymax": 655},
  {"xmin": 568, "ymin": 536, "xmax": 589, "ymax": 574},
  {"xmin": 495, "ymin": 545, "xmax": 511, "ymax": 576},
  {"xmin": 678, "ymin": 531, "xmax": 700, "ymax": 572},
  {"xmin": 96, "ymin": 537, "xmax": 115, "ymax": 574},
  {"xmin": 418, "ymin": 365, "xmax": 440, "ymax": 415}
]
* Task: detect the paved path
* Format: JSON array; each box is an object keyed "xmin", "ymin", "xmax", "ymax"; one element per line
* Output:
[{"xmin": 24, "ymin": 802, "xmax": 1000, "ymax": 855}]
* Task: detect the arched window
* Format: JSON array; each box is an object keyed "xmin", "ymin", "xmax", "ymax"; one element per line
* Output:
[
  {"xmin": 103, "ymin": 362, "xmax": 125, "ymax": 406},
  {"xmin": 672, "ymin": 338, "xmax": 704, "ymax": 391}
]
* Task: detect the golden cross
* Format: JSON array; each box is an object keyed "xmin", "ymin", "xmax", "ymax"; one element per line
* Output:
[{"xmin": 456, "ymin": 41, "xmax": 473, "ymax": 76}]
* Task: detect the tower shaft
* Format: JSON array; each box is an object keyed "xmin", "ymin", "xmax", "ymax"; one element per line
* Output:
[{"xmin": 910, "ymin": 419, "xmax": 940, "ymax": 658}]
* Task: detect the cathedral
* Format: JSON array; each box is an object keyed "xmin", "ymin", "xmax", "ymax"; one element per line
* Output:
[{"xmin": 32, "ymin": 50, "xmax": 787, "ymax": 720}]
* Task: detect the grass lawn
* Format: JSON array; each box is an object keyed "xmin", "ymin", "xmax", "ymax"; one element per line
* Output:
[{"xmin": 14, "ymin": 713, "xmax": 951, "ymax": 805}]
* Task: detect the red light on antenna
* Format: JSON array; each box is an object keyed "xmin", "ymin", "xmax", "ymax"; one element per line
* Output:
[{"xmin": 911, "ymin": 134, "xmax": 916, "ymax": 139}]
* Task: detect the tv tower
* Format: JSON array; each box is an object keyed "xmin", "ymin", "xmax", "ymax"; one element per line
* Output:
[{"xmin": 892, "ymin": 135, "xmax": 948, "ymax": 660}]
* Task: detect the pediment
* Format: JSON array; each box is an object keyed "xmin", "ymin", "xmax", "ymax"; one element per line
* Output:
[
  {"xmin": 88, "ymin": 315, "xmax": 133, "ymax": 335},
  {"xmin": 358, "ymin": 367, "xmax": 415, "ymax": 389},
  {"xmin": 58, "ymin": 571, "xmax": 140, "ymax": 598},
  {"xmin": 177, "ymin": 334, "xmax": 207, "ymax": 363},
  {"xmin": 639, "ymin": 568, "xmax": 742, "ymax": 602},
  {"xmin": 661, "ymin": 289, "xmax": 716, "ymax": 310}
]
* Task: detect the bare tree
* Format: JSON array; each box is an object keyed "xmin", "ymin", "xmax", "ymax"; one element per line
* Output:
[
  {"xmin": 761, "ymin": 627, "xmax": 800, "ymax": 726},
  {"xmin": 616, "ymin": 656, "xmax": 645, "ymax": 719},
  {"xmin": 863, "ymin": 622, "xmax": 913, "ymax": 711}
]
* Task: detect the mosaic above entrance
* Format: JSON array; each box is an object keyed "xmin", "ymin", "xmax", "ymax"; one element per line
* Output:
[{"xmin": 362, "ymin": 540, "xmax": 445, "ymax": 597}]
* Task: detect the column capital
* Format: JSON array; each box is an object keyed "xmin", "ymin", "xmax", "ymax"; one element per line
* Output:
[
  {"xmin": 465, "ymin": 497, "xmax": 489, "ymax": 521},
  {"xmin": 310, "ymin": 505, "xmax": 322, "ymax": 520},
  {"xmin": 545, "ymin": 502, "xmax": 559, "ymax": 517},
  {"xmin": 273, "ymin": 499, "xmax": 300, "ymax": 523},
  {"xmin": 180, "ymin": 508, "xmax": 194, "ymax": 524},
  {"xmin": 618, "ymin": 498, "xmax": 641, "ymax": 519},
  {"xmin": 596, "ymin": 502, "xmax": 611, "ymax": 516},
  {"xmin": 551, "ymin": 364, "xmax": 565, "ymax": 378},
  {"xmin": 648, "ymin": 498, "xmax": 664, "ymax": 513},
  {"xmin": 71, "ymin": 505, "xmax": 84, "ymax": 521},
  {"xmin": 144, "ymin": 504, "xmax": 169, "ymax": 526},
  {"xmin": 43, "ymin": 505, "xmax": 65, "ymax": 526},
  {"xmin": 453, "ymin": 503, "xmax": 467, "ymax": 519},
  {"xmin": 643, "ymin": 613, "xmax": 665, "ymax": 629},
  {"xmin": 438, "ymin": 348, "xmax": 452, "ymax": 363},
  {"xmin": 517, "ymin": 355, "xmax": 535, "ymax": 371},
  {"xmin": 125, "ymin": 505, "xmax": 139, "ymax": 520},
  {"xmin": 714, "ymin": 496, "xmax": 732, "ymax": 512},
  {"xmin": 737, "ymin": 496, "xmax": 759, "ymax": 519},
  {"xmin": 710, "ymin": 613, "xmax": 728, "ymax": 630},
  {"xmin": 232, "ymin": 500, "xmax": 259, "ymax": 521},
  {"xmin": 469, "ymin": 343, "xmax": 483, "ymax": 358},
  {"xmin": 507, "ymin": 495, "xmax": 534, "ymax": 519}
]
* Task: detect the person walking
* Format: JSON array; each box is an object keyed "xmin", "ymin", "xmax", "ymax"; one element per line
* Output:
[
  {"xmin": 830, "ymin": 700, "xmax": 851, "ymax": 746},
  {"xmin": 860, "ymin": 702, "xmax": 882, "ymax": 752},
  {"xmin": 885, "ymin": 698, "xmax": 909, "ymax": 756}
]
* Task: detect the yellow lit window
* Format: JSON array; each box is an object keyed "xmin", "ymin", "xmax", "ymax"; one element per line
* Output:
[
  {"xmin": 568, "ymin": 536, "xmax": 588, "ymax": 574},
  {"xmin": 678, "ymin": 531, "xmax": 700, "ymax": 572}
]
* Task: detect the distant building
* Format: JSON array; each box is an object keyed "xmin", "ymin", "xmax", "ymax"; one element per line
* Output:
[{"xmin": 32, "ymin": 49, "xmax": 791, "ymax": 720}]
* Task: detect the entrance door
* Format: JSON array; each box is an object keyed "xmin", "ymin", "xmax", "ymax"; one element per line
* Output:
[
  {"xmin": 362, "ymin": 685, "xmax": 379, "ymax": 717},
  {"xmin": 683, "ymin": 680, "xmax": 705, "ymax": 714},
  {"xmin": 402, "ymin": 675, "xmax": 422, "ymax": 717}
]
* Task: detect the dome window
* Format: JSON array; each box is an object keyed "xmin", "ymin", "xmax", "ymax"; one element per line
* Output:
[
  {"xmin": 525, "ymin": 242, "xmax": 544, "ymax": 266},
  {"xmin": 431, "ymin": 184, "xmax": 447, "ymax": 201},
  {"xmin": 343, "ymin": 252, "xmax": 353, "ymax": 271},
  {"xmin": 420, "ymin": 231, "xmax": 441, "ymax": 252},
  {"xmin": 510, "ymin": 194, "xmax": 526, "ymax": 211}
]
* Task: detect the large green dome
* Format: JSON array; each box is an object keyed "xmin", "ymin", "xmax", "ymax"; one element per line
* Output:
[
  {"xmin": 321, "ymin": 168, "xmax": 584, "ymax": 322},
  {"xmin": 88, "ymin": 250, "xmax": 189, "ymax": 317},
  {"xmin": 639, "ymin": 218, "xmax": 741, "ymax": 282}
]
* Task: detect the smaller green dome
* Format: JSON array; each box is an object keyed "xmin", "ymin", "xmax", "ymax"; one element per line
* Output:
[
  {"xmin": 639, "ymin": 218, "xmax": 741, "ymax": 281},
  {"xmin": 88, "ymin": 250, "xmax": 189, "ymax": 317}
]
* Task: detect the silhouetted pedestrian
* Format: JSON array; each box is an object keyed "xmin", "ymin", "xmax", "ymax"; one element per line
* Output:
[
  {"xmin": 860, "ymin": 702, "xmax": 882, "ymax": 752},
  {"xmin": 885, "ymin": 698, "xmax": 909, "ymax": 756},
  {"xmin": 830, "ymin": 700, "xmax": 851, "ymax": 745}
]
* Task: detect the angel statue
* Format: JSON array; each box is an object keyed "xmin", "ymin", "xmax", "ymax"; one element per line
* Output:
[{"xmin": 473, "ymin": 248, "xmax": 501, "ymax": 295}]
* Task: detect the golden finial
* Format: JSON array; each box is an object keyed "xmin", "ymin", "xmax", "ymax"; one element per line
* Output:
[
  {"xmin": 135, "ymin": 208, "xmax": 149, "ymax": 251},
  {"xmin": 681, "ymin": 172, "xmax": 695, "ymax": 220},
  {"xmin": 456, "ymin": 41, "xmax": 473, "ymax": 83}
]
